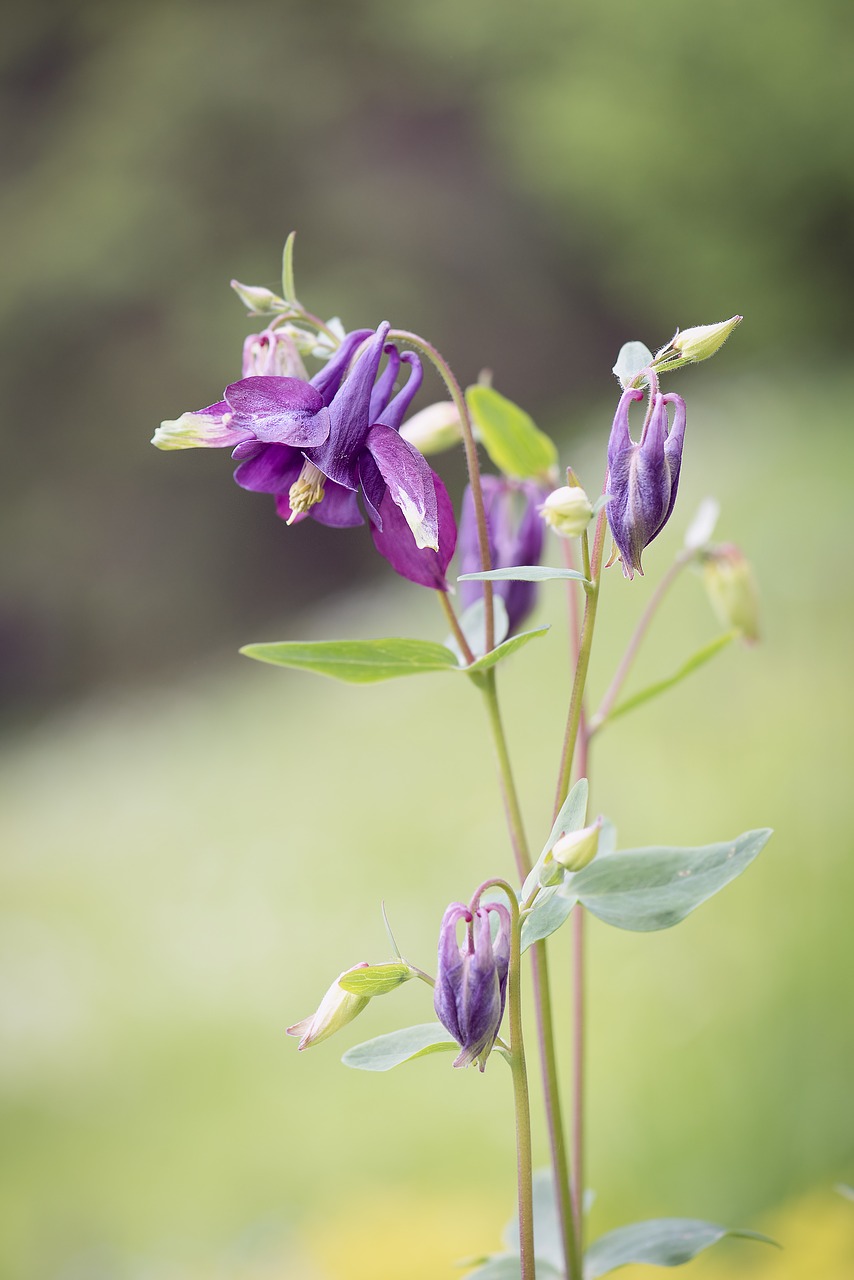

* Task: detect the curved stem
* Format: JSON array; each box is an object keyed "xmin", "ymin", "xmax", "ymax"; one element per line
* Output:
[
  {"xmin": 437, "ymin": 590, "xmax": 476, "ymax": 667},
  {"xmin": 389, "ymin": 329, "xmax": 495, "ymax": 653},
  {"xmin": 589, "ymin": 547, "xmax": 694, "ymax": 734},
  {"xmin": 481, "ymin": 673, "xmax": 530, "ymax": 884}
]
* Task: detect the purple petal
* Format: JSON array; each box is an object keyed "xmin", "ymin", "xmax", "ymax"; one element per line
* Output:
[
  {"xmin": 375, "ymin": 352, "xmax": 423, "ymax": 432},
  {"xmin": 368, "ymin": 344, "xmax": 401, "ymax": 422},
  {"xmin": 371, "ymin": 471, "xmax": 456, "ymax": 589},
  {"xmin": 358, "ymin": 452, "xmax": 386, "ymax": 528},
  {"xmin": 365, "ymin": 423, "xmax": 438, "ymax": 550},
  {"xmin": 660, "ymin": 392, "xmax": 687, "ymax": 530},
  {"xmin": 309, "ymin": 324, "xmax": 391, "ymax": 488},
  {"xmin": 458, "ymin": 478, "xmax": 544, "ymax": 631},
  {"xmin": 310, "ymin": 329, "xmax": 373, "ymax": 403},
  {"xmin": 607, "ymin": 387, "xmax": 644, "ymax": 471},
  {"xmin": 225, "ymin": 376, "xmax": 331, "ymax": 447},
  {"xmin": 434, "ymin": 903, "xmax": 471, "ymax": 1046},
  {"xmin": 234, "ymin": 444, "xmax": 302, "ymax": 494},
  {"xmin": 308, "ymin": 480, "xmax": 364, "ymax": 529}
]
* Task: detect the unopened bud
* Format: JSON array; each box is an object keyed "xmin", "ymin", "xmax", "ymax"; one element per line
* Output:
[
  {"xmin": 702, "ymin": 544, "xmax": 760, "ymax": 644},
  {"xmin": 286, "ymin": 963, "xmax": 371, "ymax": 1050},
  {"xmin": 230, "ymin": 279, "xmax": 286, "ymax": 313},
  {"xmin": 671, "ymin": 316, "xmax": 742, "ymax": 364},
  {"xmin": 539, "ymin": 485, "xmax": 594, "ymax": 538},
  {"xmin": 400, "ymin": 401, "xmax": 463, "ymax": 455},
  {"xmin": 552, "ymin": 818, "xmax": 602, "ymax": 872}
]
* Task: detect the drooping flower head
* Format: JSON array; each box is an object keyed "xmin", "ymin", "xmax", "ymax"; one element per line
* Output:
[
  {"xmin": 433, "ymin": 901, "xmax": 511, "ymax": 1071},
  {"xmin": 606, "ymin": 384, "xmax": 686, "ymax": 579},
  {"xmin": 458, "ymin": 477, "xmax": 545, "ymax": 632},
  {"xmin": 154, "ymin": 323, "xmax": 457, "ymax": 589}
]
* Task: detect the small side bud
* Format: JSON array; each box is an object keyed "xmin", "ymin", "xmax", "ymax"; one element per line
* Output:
[
  {"xmin": 399, "ymin": 401, "xmax": 463, "ymax": 455},
  {"xmin": 702, "ymin": 544, "xmax": 760, "ymax": 644},
  {"xmin": 539, "ymin": 484, "xmax": 594, "ymax": 538},
  {"xmin": 286, "ymin": 963, "xmax": 371, "ymax": 1050},
  {"xmin": 230, "ymin": 280, "xmax": 286, "ymax": 313},
  {"xmin": 552, "ymin": 818, "xmax": 602, "ymax": 872},
  {"xmin": 670, "ymin": 316, "xmax": 742, "ymax": 364}
]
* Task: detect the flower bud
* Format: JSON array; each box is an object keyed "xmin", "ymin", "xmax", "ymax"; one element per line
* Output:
[
  {"xmin": 399, "ymin": 401, "xmax": 463, "ymax": 455},
  {"xmin": 702, "ymin": 544, "xmax": 760, "ymax": 644},
  {"xmin": 670, "ymin": 316, "xmax": 742, "ymax": 364},
  {"xmin": 551, "ymin": 818, "xmax": 602, "ymax": 872},
  {"xmin": 230, "ymin": 280, "xmax": 286, "ymax": 313},
  {"xmin": 433, "ymin": 902, "xmax": 511, "ymax": 1071},
  {"xmin": 286, "ymin": 963, "xmax": 371, "ymax": 1050},
  {"xmin": 241, "ymin": 328, "xmax": 307, "ymax": 378},
  {"xmin": 539, "ymin": 485, "xmax": 594, "ymax": 538}
]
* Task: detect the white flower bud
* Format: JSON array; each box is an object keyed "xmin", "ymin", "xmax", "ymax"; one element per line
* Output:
[
  {"xmin": 399, "ymin": 402, "xmax": 463, "ymax": 455},
  {"xmin": 552, "ymin": 819, "xmax": 602, "ymax": 872},
  {"xmin": 230, "ymin": 279, "xmax": 286, "ymax": 313},
  {"xmin": 539, "ymin": 485, "xmax": 594, "ymax": 538},
  {"xmin": 671, "ymin": 316, "xmax": 742, "ymax": 363}
]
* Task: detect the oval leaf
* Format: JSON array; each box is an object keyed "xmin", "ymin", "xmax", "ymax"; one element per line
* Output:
[
  {"xmin": 585, "ymin": 1217, "xmax": 777, "ymax": 1278},
  {"xmin": 341, "ymin": 1024, "xmax": 457, "ymax": 1071},
  {"xmin": 612, "ymin": 341, "xmax": 654, "ymax": 388},
  {"xmin": 337, "ymin": 962, "xmax": 413, "ymax": 996},
  {"xmin": 521, "ymin": 889, "xmax": 578, "ymax": 951},
  {"xmin": 240, "ymin": 638, "xmax": 458, "ymax": 683},
  {"xmin": 571, "ymin": 828, "xmax": 772, "ymax": 932},
  {"xmin": 459, "ymin": 566, "xmax": 589, "ymax": 584},
  {"xmin": 463, "ymin": 626, "xmax": 550, "ymax": 675},
  {"xmin": 466, "ymin": 384, "xmax": 558, "ymax": 480}
]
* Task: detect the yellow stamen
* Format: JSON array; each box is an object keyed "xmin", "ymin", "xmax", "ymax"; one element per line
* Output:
[{"xmin": 287, "ymin": 461, "xmax": 326, "ymax": 524}]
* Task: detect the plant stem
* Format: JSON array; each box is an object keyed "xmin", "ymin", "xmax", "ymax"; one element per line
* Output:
[
  {"xmin": 589, "ymin": 547, "xmax": 694, "ymax": 734},
  {"xmin": 479, "ymin": 679, "xmax": 581, "ymax": 1280},
  {"xmin": 437, "ymin": 590, "xmax": 476, "ymax": 667},
  {"xmin": 390, "ymin": 329, "xmax": 495, "ymax": 652}
]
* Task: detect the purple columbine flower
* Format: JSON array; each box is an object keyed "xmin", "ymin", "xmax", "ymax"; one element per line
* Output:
[
  {"xmin": 155, "ymin": 323, "xmax": 457, "ymax": 589},
  {"xmin": 606, "ymin": 385, "xmax": 687, "ymax": 579},
  {"xmin": 458, "ymin": 477, "xmax": 545, "ymax": 631},
  {"xmin": 433, "ymin": 901, "xmax": 511, "ymax": 1071}
]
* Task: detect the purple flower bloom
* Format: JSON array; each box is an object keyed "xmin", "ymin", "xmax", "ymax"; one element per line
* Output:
[
  {"xmin": 458, "ymin": 477, "xmax": 545, "ymax": 631},
  {"xmin": 433, "ymin": 901, "xmax": 511, "ymax": 1071},
  {"xmin": 155, "ymin": 323, "xmax": 457, "ymax": 588},
  {"xmin": 606, "ymin": 385, "xmax": 687, "ymax": 579}
]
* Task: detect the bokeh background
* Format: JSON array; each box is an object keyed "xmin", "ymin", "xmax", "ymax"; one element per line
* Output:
[{"xmin": 1, "ymin": 1, "xmax": 853, "ymax": 1277}]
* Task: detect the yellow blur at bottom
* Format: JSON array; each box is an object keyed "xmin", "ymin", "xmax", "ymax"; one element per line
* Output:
[{"xmin": 303, "ymin": 1188, "xmax": 502, "ymax": 1280}]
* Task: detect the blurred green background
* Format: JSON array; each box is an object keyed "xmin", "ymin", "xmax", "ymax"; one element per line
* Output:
[{"xmin": 1, "ymin": 1, "xmax": 853, "ymax": 1277}]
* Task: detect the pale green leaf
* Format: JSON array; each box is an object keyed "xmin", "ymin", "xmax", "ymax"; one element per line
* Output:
[
  {"xmin": 342, "ymin": 1024, "xmax": 457, "ymax": 1071},
  {"xmin": 612, "ymin": 341, "xmax": 654, "ymax": 388},
  {"xmin": 463, "ymin": 627, "xmax": 550, "ymax": 675},
  {"xmin": 466, "ymin": 384, "xmax": 558, "ymax": 480},
  {"xmin": 522, "ymin": 778, "xmax": 589, "ymax": 901},
  {"xmin": 570, "ymin": 829, "xmax": 773, "ymax": 932},
  {"xmin": 463, "ymin": 1256, "xmax": 562, "ymax": 1280},
  {"xmin": 459, "ymin": 566, "xmax": 589, "ymax": 584},
  {"xmin": 240, "ymin": 638, "xmax": 459, "ymax": 683},
  {"xmin": 521, "ymin": 889, "xmax": 578, "ymax": 951},
  {"xmin": 604, "ymin": 632, "xmax": 738, "ymax": 726},
  {"xmin": 585, "ymin": 1217, "xmax": 777, "ymax": 1278},
  {"xmin": 281, "ymin": 230, "xmax": 297, "ymax": 303}
]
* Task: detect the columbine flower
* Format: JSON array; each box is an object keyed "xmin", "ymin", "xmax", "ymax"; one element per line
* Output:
[
  {"xmin": 606, "ymin": 385, "xmax": 686, "ymax": 579},
  {"xmin": 155, "ymin": 323, "xmax": 457, "ymax": 588},
  {"xmin": 433, "ymin": 901, "xmax": 511, "ymax": 1071},
  {"xmin": 458, "ymin": 477, "xmax": 545, "ymax": 631}
]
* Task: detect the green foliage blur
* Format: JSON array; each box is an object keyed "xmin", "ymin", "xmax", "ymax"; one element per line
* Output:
[{"xmin": 1, "ymin": 2, "xmax": 852, "ymax": 1278}]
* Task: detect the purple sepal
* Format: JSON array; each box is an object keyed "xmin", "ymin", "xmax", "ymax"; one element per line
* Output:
[
  {"xmin": 234, "ymin": 443, "xmax": 301, "ymax": 494},
  {"xmin": 366, "ymin": 424, "xmax": 439, "ymax": 551},
  {"xmin": 309, "ymin": 323, "xmax": 391, "ymax": 489},
  {"xmin": 607, "ymin": 387, "xmax": 687, "ymax": 579},
  {"xmin": 370, "ymin": 471, "xmax": 457, "ymax": 589},
  {"xmin": 433, "ymin": 900, "xmax": 511, "ymax": 1071},
  {"xmin": 458, "ymin": 477, "xmax": 546, "ymax": 632},
  {"xmin": 224, "ymin": 376, "xmax": 332, "ymax": 448}
]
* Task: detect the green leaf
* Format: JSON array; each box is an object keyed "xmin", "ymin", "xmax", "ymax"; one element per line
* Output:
[
  {"xmin": 522, "ymin": 778, "xmax": 589, "ymax": 901},
  {"xmin": 240, "ymin": 638, "xmax": 459, "ymax": 683},
  {"xmin": 466, "ymin": 385, "xmax": 558, "ymax": 480},
  {"xmin": 521, "ymin": 889, "xmax": 578, "ymax": 951},
  {"xmin": 612, "ymin": 341, "xmax": 654, "ymax": 388},
  {"xmin": 570, "ymin": 829, "xmax": 773, "ymax": 932},
  {"xmin": 585, "ymin": 1217, "xmax": 777, "ymax": 1278},
  {"xmin": 604, "ymin": 632, "xmax": 738, "ymax": 726},
  {"xmin": 463, "ymin": 627, "xmax": 550, "ymax": 675},
  {"xmin": 281, "ymin": 230, "xmax": 298, "ymax": 303},
  {"xmin": 459, "ymin": 566, "xmax": 589, "ymax": 585},
  {"xmin": 337, "ymin": 962, "xmax": 413, "ymax": 997},
  {"xmin": 341, "ymin": 1024, "xmax": 457, "ymax": 1071}
]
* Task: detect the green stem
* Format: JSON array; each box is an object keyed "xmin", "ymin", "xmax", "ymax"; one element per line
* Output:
[
  {"xmin": 479, "ymin": 679, "xmax": 581, "ymax": 1280},
  {"xmin": 389, "ymin": 329, "xmax": 495, "ymax": 653},
  {"xmin": 437, "ymin": 589, "xmax": 476, "ymax": 667},
  {"xmin": 589, "ymin": 547, "xmax": 694, "ymax": 734}
]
